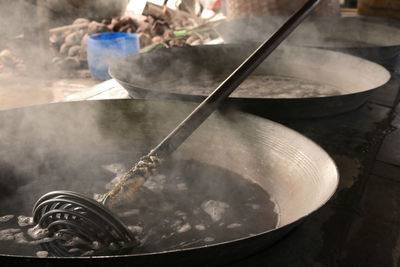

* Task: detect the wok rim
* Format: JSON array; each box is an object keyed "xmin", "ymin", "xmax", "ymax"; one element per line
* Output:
[{"xmin": 108, "ymin": 45, "xmax": 391, "ymax": 101}]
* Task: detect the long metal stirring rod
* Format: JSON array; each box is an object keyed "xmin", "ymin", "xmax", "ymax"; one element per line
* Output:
[
  {"xmin": 148, "ymin": 0, "xmax": 321, "ymax": 159},
  {"xmin": 102, "ymin": 0, "xmax": 321, "ymax": 207}
]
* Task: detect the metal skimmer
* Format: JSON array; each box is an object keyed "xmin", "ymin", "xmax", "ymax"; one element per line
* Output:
[
  {"xmin": 32, "ymin": 0, "xmax": 321, "ymax": 256},
  {"xmin": 33, "ymin": 191, "xmax": 138, "ymax": 255}
]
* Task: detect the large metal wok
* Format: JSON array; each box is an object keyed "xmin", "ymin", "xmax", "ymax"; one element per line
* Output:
[
  {"xmin": 109, "ymin": 44, "xmax": 390, "ymax": 118},
  {"xmin": 0, "ymin": 100, "xmax": 338, "ymax": 266},
  {"xmin": 215, "ymin": 16, "xmax": 400, "ymax": 72}
]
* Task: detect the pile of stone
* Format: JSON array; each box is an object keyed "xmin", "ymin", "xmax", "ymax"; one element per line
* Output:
[
  {"xmin": 50, "ymin": 11, "xmax": 207, "ymax": 73},
  {"xmin": 0, "ymin": 3, "xmax": 218, "ymax": 77}
]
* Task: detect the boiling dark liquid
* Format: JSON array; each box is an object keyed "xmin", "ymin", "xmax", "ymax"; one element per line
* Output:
[
  {"xmin": 0, "ymin": 160, "xmax": 278, "ymax": 256},
  {"xmin": 118, "ymin": 160, "xmax": 278, "ymax": 253},
  {"xmin": 153, "ymin": 75, "xmax": 343, "ymax": 98}
]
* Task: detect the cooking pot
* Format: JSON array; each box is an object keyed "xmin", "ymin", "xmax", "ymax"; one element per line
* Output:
[
  {"xmin": 216, "ymin": 16, "xmax": 400, "ymax": 72},
  {"xmin": 109, "ymin": 44, "xmax": 390, "ymax": 118},
  {"xmin": 0, "ymin": 100, "xmax": 338, "ymax": 266}
]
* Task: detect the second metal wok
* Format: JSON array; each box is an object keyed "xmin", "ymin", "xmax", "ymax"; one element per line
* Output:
[
  {"xmin": 215, "ymin": 16, "xmax": 400, "ymax": 72},
  {"xmin": 0, "ymin": 100, "xmax": 338, "ymax": 266},
  {"xmin": 110, "ymin": 44, "xmax": 390, "ymax": 118}
]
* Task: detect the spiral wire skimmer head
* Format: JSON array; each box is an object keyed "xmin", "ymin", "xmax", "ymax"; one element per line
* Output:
[{"xmin": 32, "ymin": 191, "xmax": 139, "ymax": 256}]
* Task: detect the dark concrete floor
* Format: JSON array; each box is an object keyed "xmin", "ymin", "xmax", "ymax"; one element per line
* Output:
[{"xmin": 233, "ymin": 73, "xmax": 400, "ymax": 267}]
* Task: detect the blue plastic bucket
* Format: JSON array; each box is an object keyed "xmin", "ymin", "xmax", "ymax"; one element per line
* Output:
[{"xmin": 87, "ymin": 32, "xmax": 140, "ymax": 80}]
